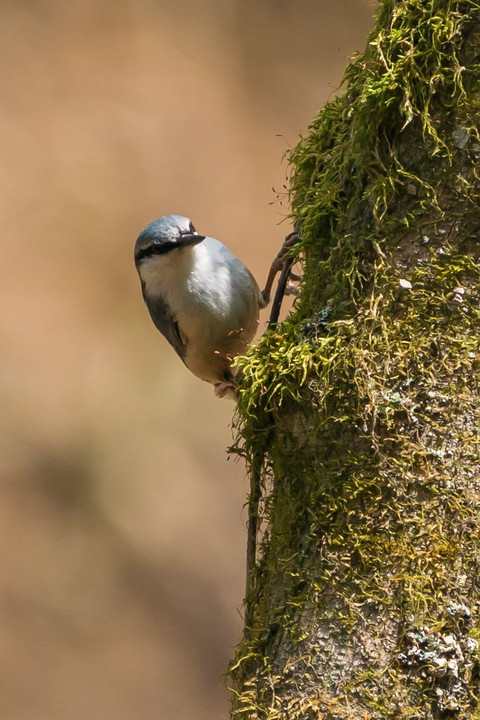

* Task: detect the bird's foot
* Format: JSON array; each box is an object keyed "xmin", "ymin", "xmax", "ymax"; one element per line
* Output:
[
  {"xmin": 285, "ymin": 277, "xmax": 301, "ymax": 297},
  {"xmin": 261, "ymin": 229, "xmax": 301, "ymax": 306},
  {"xmin": 214, "ymin": 381, "xmax": 237, "ymax": 399}
]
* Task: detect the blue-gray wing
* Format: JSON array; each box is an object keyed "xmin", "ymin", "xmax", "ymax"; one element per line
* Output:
[{"xmin": 141, "ymin": 282, "xmax": 186, "ymax": 359}]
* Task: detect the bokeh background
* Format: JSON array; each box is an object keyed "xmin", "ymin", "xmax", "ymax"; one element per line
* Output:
[{"xmin": 0, "ymin": 1, "xmax": 374, "ymax": 718}]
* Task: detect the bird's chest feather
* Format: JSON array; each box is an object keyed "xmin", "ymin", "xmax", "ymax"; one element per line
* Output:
[{"xmin": 148, "ymin": 248, "xmax": 235, "ymax": 336}]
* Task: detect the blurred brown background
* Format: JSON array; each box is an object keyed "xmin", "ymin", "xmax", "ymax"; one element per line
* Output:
[{"xmin": 0, "ymin": 1, "xmax": 374, "ymax": 718}]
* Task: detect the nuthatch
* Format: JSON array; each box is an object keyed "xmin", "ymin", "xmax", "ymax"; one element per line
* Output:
[{"xmin": 134, "ymin": 214, "xmax": 270, "ymax": 398}]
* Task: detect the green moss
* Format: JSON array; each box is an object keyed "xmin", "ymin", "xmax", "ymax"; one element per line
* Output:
[{"xmin": 229, "ymin": 1, "xmax": 480, "ymax": 718}]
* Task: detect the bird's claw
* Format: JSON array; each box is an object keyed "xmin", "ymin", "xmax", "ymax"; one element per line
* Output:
[
  {"xmin": 214, "ymin": 381, "xmax": 237, "ymax": 399},
  {"xmin": 285, "ymin": 280, "xmax": 300, "ymax": 297},
  {"xmin": 261, "ymin": 229, "xmax": 301, "ymax": 305},
  {"xmin": 260, "ymin": 228, "xmax": 302, "ymax": 328}
]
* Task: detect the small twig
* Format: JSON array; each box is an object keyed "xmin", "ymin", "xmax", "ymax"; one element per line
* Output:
[
  {"xmin": 245, "ymin": 453, "xmax": 262, "ymax": 632},
  {"xmin": 245, "ymin": 227, "xmax": 301, "ymax": 630}
]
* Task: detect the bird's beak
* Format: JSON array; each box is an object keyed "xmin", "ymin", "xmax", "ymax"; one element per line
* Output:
[{"xmin": 178, "ymin": 232, "xmax": 205, "ymax": 248}]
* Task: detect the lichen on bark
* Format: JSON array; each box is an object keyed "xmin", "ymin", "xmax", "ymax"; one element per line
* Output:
[{"xmin": 228, "ymin": 1, "xmax": 480, "ymax": 718}]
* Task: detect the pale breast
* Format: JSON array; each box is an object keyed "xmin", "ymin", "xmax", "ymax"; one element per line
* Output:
[{"xmin": 140, "ymin": 236, "xmax": 262, "ymax": 384}]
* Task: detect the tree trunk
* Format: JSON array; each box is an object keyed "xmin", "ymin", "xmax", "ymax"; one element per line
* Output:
[{"xmin": 228, "ymin": 1, "xmax": 480, "ymax": 718}]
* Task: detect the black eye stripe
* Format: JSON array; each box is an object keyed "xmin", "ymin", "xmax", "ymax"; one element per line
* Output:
[{"xmin": 135, "ymin": 241, "xmax": 178, "ymax": 263}]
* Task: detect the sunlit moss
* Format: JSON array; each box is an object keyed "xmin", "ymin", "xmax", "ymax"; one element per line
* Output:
[{"xmin": 229, "ymin": 1, "xmax": 480, "ymax": 718}]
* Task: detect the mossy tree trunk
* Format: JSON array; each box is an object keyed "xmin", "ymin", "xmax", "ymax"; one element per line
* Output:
[{"xmin": 229, "ymin": 1, "xmax": 480, "ymax": 718}]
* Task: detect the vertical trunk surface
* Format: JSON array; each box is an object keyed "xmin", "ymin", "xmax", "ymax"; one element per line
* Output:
[{"xmin": 229, "ymin": 1, "xmax": 480, "ymax": 718}]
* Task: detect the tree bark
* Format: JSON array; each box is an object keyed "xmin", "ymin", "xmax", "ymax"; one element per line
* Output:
[{"xmin": 229, "ymin": 1, "xmax": 480, "ymax": 718}]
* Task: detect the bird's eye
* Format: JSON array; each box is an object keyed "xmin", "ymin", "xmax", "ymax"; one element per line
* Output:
[{"xmin": 189, "ymin": 222, "xmax": 196, "ymax": 233}]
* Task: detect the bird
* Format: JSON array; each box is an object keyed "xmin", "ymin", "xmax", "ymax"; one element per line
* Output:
[{"xmin": 134, "ymin": 214, "xmax": 268, "ymax": 397}]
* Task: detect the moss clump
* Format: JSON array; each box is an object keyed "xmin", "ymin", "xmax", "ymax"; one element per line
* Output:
[{"xmin": 229, "ymin": 1, "xmax": 480, "ymax": 718}]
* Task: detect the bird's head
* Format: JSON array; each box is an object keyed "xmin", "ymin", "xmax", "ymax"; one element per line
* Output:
[{"xmin": 134, "ymin": 214, "xmax": 205, "ymax": 269}]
